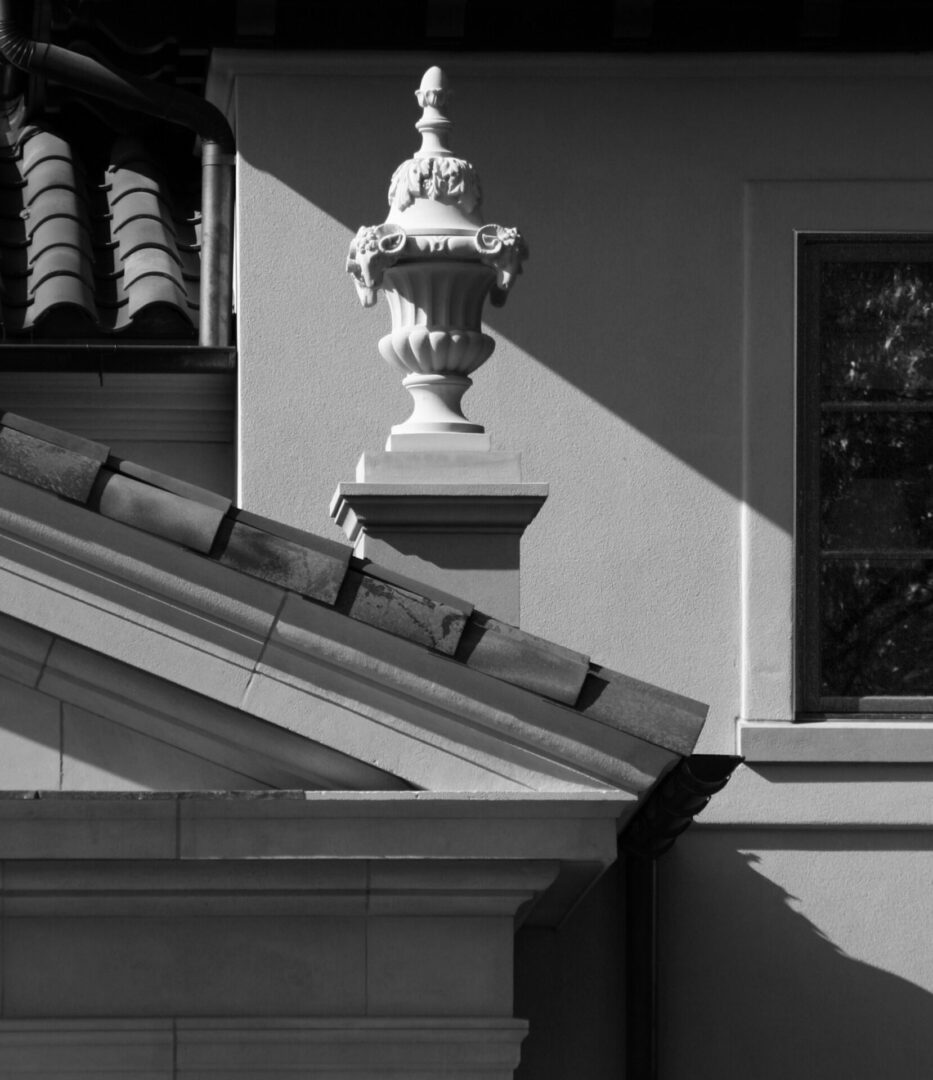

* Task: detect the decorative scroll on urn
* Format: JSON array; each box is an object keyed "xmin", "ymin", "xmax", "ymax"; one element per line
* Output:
[{"xmin": 347, "ymin": 66, "xmax": 527, "ymax": 450}]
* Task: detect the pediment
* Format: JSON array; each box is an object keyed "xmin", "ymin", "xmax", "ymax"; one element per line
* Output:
[
  {"xmin": 0, "ymin": 621, "xmax": 408, "ymax": 793},
  {"xmin": 0, "ymin": 414, "xmax": 707, "ymax": 801}
]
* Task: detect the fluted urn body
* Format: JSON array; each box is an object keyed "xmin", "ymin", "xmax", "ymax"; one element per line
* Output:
[
  {"xmin": 378, "ymin": 261, "xmax": 496, "ymax": 434},
  {"xmin": 347, "ymin": 66, "xmax": 527, "ymax": 450}
]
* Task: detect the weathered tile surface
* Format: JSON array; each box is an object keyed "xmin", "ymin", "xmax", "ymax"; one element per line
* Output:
[
  {"xmin": 337, "ymin": 569, "xmax": 468, "ymax": 655},
  {"xmin": 1, "ymin": 413, "xmax": 109, "ymax": 460},
  {"xmin": 96, "ymin": 470, "xmax": 226, "ymax": 553},
  {"xmin": 215, "ymin": 513, "xmax": 350, "ymax": 604},
  {"xmin": 357, "ymin": 558, "xmax": 474, "ymax": 617},
  {"xmin": 0, "ymin": 425, "xmax": 104, "ymax": 503},
  {"xmin": 576, "ymin": 664, "xmax": 707, "ymax": 756},
  {"xmin": 0, "ymin": 398, "xmax": 709, "ymax": 773},
  {"xmin": 112, "ymin": 457, "xmax": 231, "ymax": 512},
  {"xmin": 456, "ymin": 613, "xmax": 589, "ymax": 704}
]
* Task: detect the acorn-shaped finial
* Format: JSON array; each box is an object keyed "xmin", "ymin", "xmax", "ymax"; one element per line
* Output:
[
  {"xmin": 414, "ymin": 66, "xmax": 452, "ymax": 158},
  {"xmin": 384, "ymin": 66, "xmax": 482, "ymax": 228}
]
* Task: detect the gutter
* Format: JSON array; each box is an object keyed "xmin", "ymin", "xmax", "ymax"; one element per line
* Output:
[{"xmin": 0, "ymin": 1, "xmax": 235, "ymax": 347}]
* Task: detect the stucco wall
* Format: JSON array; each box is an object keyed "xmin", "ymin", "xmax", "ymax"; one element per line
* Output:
[
  {"xmin": 219, "ymin": 54, "xmax": 933, "ymax": 750},
  {"xmin": 212, "ymin": 54, "xmax": 933, "ymax": 1079},
  {"xmin": 0, "ymin": 674, "xmax": 265, "ymax": 791},
  {"xmin": 661, "ymin": 825, "xmax": 933, "ymax": 1080}
]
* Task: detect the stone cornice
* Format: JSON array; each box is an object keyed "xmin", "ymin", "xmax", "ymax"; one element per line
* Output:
[
  {"xmin": 207, "ymin": 50, "xmax": 933, "ymax": 131},
  {"xmin": 0, "ymin": 1018, "xmax": 529, "ymax": 1079},
  {"xmin": 0, "ymin": 473, "xmax": 683, "ymax": 794},
  {"xmin": 0, "ymin": 790, "xmax": 624, "ymax": 922}
]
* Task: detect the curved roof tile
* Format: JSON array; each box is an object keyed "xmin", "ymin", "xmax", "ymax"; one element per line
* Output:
[
  {"xmin": 0, "ymin": 125, "xmax": 199, "ymax": 340},
  {"xmin": 29, "ymin": 245, "xmax": 95, "ymax": 292},
  {"xmin": 0, "ymin": 410, "xmax": 709, "ymax": 774}
]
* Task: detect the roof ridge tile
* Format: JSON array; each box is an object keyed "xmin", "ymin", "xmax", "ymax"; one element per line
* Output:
[
  {"xmin": 455, "ymin": 612, "xmax": 590, "ymax": 706},
  {"xmin": 353, "ymin": 556, "xmax": 473, "ymax": 616},
  {"xmin": 334, "ymin": 567, "xmax": 468, "ymax": 656},
  {"xmin": 0, "ymin": 411, "xmax": 708, "ymax": 757}
]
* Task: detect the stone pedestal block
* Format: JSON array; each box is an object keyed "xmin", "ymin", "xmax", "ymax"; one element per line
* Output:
[{"xmin": 330, "ymin": 452, "xmax": 547, "ymax": 624}]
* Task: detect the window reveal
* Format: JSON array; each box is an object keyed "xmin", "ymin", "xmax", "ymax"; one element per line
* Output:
[{"xmin": 797, "ymin": 236, "xmax": 933, "ymax": 713}]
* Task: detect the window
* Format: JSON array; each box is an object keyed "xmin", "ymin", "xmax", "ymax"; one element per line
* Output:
[{"xmin": 797, "ymin": 235, "xmax": 933, "ymax": 715}]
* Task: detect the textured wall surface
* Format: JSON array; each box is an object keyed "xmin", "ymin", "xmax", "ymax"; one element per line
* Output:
[
  {"xmin": 219, "ymin": 54, "xmax": 933, "ymax": 1078},
  {"xmin": 661, "ymin": 827, "xmax": 933, "ymax": 1080},
  {"xmin": 229, "ymin": 56, "xmax": 933, "ymax": 752}
]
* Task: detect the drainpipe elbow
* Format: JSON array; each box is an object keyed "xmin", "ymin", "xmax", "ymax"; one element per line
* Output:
[{"xmin": 0, "ymin": 16, "xmax": 37, "ymax": 72}]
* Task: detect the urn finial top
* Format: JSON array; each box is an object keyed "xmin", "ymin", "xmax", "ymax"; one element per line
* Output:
[
  {"xmin": 414, "ymin": 66, "xmax": 452, "ymax": 159},
  {"xmin": 345, "ymin": 64, "xmax": 529, "ymax": 450},
  {"xmin": 385, "ymin": 65, "xmax": 482, "ymax": 228}
]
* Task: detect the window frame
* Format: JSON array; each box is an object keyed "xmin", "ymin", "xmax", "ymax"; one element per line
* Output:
[{"xmin": 796, "ymin": 232, "xmax": 933, "ymax": 718}]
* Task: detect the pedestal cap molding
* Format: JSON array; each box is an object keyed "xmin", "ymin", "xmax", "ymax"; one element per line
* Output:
[{"xmin": 330, "ymin": 483, "xmax": 549, "ymax": 542}]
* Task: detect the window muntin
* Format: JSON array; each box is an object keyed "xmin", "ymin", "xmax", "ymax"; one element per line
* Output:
[{"xmin": 798, "ymin": 236, "xmax": 933, "ymax": 714}]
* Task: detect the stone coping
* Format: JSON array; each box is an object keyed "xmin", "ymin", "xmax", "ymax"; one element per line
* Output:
[
  {"xmin": 0, "ymin": 409, "xmax": 707, "ymax": 776},
  {"xmin": 0, "ymin": 789, "xmax": 628, "ymax": 870},
  {"xmin": 0, "ymin": 1017, "xmax": 529, "ymax": 1080}
]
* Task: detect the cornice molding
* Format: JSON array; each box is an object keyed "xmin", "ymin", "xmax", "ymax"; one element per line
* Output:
[
  {"xmin": 0, "ymin": 1017, "xmax": 529, "ymax": 1079},
  {"xmin": 331, "ymin": 483, "xmax": 548, "ymax": 543},
  {"xmin": 207, "ymin": 50, "xmax": 933, "ymax": 128},
  {"xmin": 0, "ymin": 474, "xmax": 676, "ymax": 795}
]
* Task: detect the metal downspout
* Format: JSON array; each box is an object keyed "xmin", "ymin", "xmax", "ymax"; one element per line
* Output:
[
  {"xmin": 0, "ymin": 1, "xmax": 235, "ymax": 346},
  {"xmin": 620, "ymin": 754, "xmax": 743, "ymax": 1080}
]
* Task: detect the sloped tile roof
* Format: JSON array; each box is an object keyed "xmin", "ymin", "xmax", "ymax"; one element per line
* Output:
[
  {"xmin": 0, "ymin": 410, "xmax": 707, "ymax": 763},
  {"xmin": 0, "ymin": 125, "xmax": 199, "ymax": 339}
]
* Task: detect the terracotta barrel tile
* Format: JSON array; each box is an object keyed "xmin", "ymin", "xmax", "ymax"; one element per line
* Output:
[
  {"xmin": 576, "ymin": 664, "xmax": 707, "ymax": 757},
  {"xmin": 456, "ymin": 613, "xmax": 590, "ymax": 705},
  {"xmin": 29, "ymin": 248, "xmax": 96, "ymax": 293},
  {"xmin": 25, "ymin": 188, "xmax": 89, "ymax": 231},
  {"xmin": 20, "ymin": 131, "xmax": 72, "ymax": 173},
  {"xmin": 22, "ymin": 159, "xmax": 82, "ymax": 196},
  {"xmin": 111, "ymin": 458, "xmax": 231, "ymax": 512},
  {"xmin": 337, "ymin": 569, "xmax": 467, "ymax": 656},
  {"xmin": 356, "ymin": 558, "xmax": 474, "ymax": 617},
  {"xmin": 29, "ymin": 277, "xmax": 97, "ymax": 326},
  {"xmin": 113, "ymin": 216, "xmax": 178, "ymax": 252},
  {"xmin": 108, "ymin": 171, "xmax": 163, "ymax": 202},
  {"xmin": 123, "ymin": 248, "xmax": 186, "ymax": 287},
  {"xmin": 123, "ymin": 274, "xmax": 190, "ymax": 312},
  {"xmin": 97, "ymin": 471, "xmax": 226, "ymax": 554},
  {"xmin": 29, "ymin": 218, "xmax": 94, "ymax": 261},
  {"xmin": 1, "ymin": 414, "xmax": 108, "ymax": 461},
  {"xmin": 0, "ymin": 425, "xmax": 105, "ymax": 504},
  {"xmin": 214, "ymin": 517, "xmax": 350, "ymax": 605}
]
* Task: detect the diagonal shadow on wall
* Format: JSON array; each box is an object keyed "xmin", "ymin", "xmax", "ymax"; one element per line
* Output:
[
  {"xmin": 234, "ymin": 69, "xmax": 758, "ymax": 524},
  {"xmin": 659, "ymin": 838, "xmax": 933, "ymax": 1080}
]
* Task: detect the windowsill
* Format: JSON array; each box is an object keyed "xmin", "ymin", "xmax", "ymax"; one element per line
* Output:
[{"xmin": 739, "ymin": 719, "xmax": 933, "ymax": 763}]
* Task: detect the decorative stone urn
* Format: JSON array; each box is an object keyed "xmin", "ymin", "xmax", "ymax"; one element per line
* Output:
[{"xmin": 346, "ymin": 66, "xmax": 527, "ymax": 451}]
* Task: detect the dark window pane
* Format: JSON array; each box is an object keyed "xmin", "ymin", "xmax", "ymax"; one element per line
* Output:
[
  {"xmin": 820, "ymin": 412, "xmax": 933, "ymax": 549},
  {"xmin": 820, "ymin": 261, "xmax": 933, "ymax": 401},
  {"xmin": 820, "ymin": 558, "xmax": 933, "ymax": 697}
]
